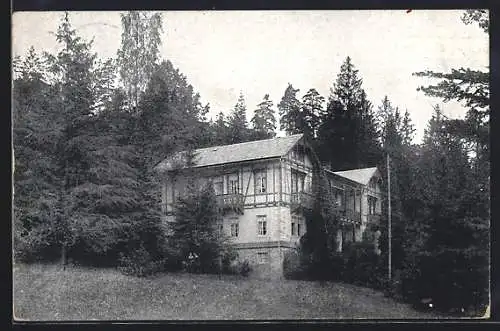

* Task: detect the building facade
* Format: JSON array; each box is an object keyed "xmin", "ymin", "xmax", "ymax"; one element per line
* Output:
[{"xmin": 155, "ymin": 134, "xmax": 382, "ymax": 278}]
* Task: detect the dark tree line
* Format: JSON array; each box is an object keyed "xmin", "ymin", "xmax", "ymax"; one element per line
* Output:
[
  {"xmin": 281, "ymin": 10, "xmax": 489, "ymax": 316},
  {"xmin": 12, "ymin": 12, "xmax": 256, "ymax": 274}
]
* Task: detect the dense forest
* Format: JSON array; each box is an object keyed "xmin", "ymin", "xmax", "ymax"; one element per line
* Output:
[{"xmin": 13, "ymin": 11, "xmax": 489, "ymax": 316}]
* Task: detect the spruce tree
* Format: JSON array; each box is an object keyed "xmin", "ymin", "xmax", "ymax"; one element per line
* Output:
[
  {"xmin": 375, "ymin": 96, "xmax": 415, "ymax": 276},
  {"xmin": 13, "ymin": 47, "xmax": 60, "ymax": 261},
  {"xmin": 250, "ymin": 94, "xmax": 277, "ymax": 139},
  {"xmin": 43, "ymin": 13, "xmax": 101, "ymax": 264},
  {"xmin": 170, "ymin": 181, "xmax": 234, "ymax": 274},
  {"xmin": 410, "ymin": 106, "xmax": 488, "ymax": 313},
  {"xmin": 318, "ymin": 57, "xmax": 381, "ymax": 170},
  {"xmin": 300, "ymin": 88, "xmax": 324, "ymax": 139},
  {"xmin": 209, "ymin": 112, "xmax": 230, "ymax": 146},
  {"xmin": 136, "ymin": 60, "xmax": 206, "ymax": 168},
  {"xmin": 13, "ymin": 13, "xmax": 154, "ymax": 267},
  {"xmin": 227, "ymin": 93, "xmax": 250, "ymax": 143},
  {"xmin": 410, "ymin": 13, "xmax": 489, "ymax": 313},
  {"xmin": 278, "ymin": 83, "xmax": 303, "ymax": 135}
]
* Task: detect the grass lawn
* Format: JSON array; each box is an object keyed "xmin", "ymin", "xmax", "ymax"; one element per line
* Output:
[{"xmin": 13, "ymin": 262, "xmax": 443, "ymax": 321}]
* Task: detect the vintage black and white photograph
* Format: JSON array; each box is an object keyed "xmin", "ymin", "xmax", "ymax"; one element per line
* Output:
[{"xmin": 12, "ymin": 9, "xmax": 490, "ymax": 320}]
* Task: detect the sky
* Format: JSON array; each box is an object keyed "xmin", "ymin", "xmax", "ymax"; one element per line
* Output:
[{"xmin": 12, "ymin": 10, "xmax": 489, "ymax": 143}]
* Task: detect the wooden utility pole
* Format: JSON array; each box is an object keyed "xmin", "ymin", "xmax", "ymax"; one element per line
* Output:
[{"xmin": 387, "ymin": 153, "xmax": 392, "ymax": 281}]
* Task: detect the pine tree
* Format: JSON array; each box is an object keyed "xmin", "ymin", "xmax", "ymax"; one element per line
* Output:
[
  {"xmin": 227, "ymin": 93, "xmax": 250, "ymax": 143},
  {"xmin": 170, "ymin": 181, "xmax": 234, "ymax": 274},
  {"xmin": 278, "ymin": 83, "xmax": 303, "ymax": 135},
  {"xmin": 462, "ymin": 9, "xmax": 489, "ymax": 33},
  {"xmin": 124, "ymin": 60, "xmax": 211, "ymax": 266},
  {"xmin": 13, "ymin": 13, "xmax": 151, "ymax": 267},
  {"xmin": 356, "ymin": 90, "xmax": 382, "ymax": 167},
  {"xmin": 136, "ymin": 60, "xmax": 206, "ymax": 168},
  {"xmin": 301, "ymin": 88, "xmax": 324, "ymax": 139},
  {"xmin": 411, "ymin": 15, "xmax": 489, "ymax": 313},
  {"xmin": 410, "ymin": 105, "xmax": 488, "ymax": 313},
  {"xmin": 318, "ymin": 57, "xmax": 381, "ymax": 170},
  {"xmin": 117, "ymin": 11, "xmax": 163, "ymax": 111},
  {"xmin": 13, "ymin": 47, "xmax": 60, "ymax": 261},
  {"xmin": 250, "ymin": 94, "xmax": 277, "ymax": 139},
  {"xmin": 42, "ymin": 13, "xmax": 101, "ymax": 264},
  {"xmin": 401, "ymin": 109, "xmax": 416, "ymax": 147},
  {"xmin": 210, "ymin": 112, "xmax": 230, "ymax": 145},
  {"xmin": 93, "ymin": 58, "xmax": 118, "ymax": 113},
  {"xmin": 375, "ymin": 96, "xmax": 415, "ymax": 276},
  {"xmin": 413, "ymin": 11, "xmax": 489, "ymax": 171}
]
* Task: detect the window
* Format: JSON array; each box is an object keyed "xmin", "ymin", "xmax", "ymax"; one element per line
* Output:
[
  {"xmin": 291, "ymin": 172, "xmax": 298, "ymax": 193},
  {"xmin": 291, "ymin": 147, "xmax": 305, "ymax": 163},
  {"xmin": 257, "ymin": 216, "xmax": 267, "ymax": 236},
  {"xmin": 334, "ymin": 189, "xmax": 344, "ymax": 207},
  {"xmin": 255, "ymin": 170, "xmax": 267, "ymax": 194},
  {"xmin": 291, "ymin": 215, "xmax": 302, "ymax": 237},
  {"xmin": 368, "ymin": 196, "xmax": 378, "ymax": 215},
  {"xmin": 291, "ymin": 171, "xmax": 305, "ymax": 193},
  {"xmin": 229, "ymin": 175, "xmax": 239, "ymax": 194},
  {"xmin": 230, "ymin": 222, "xmax": 239, "ymax": 237},
  {"xmin": 257, "ymin": 252, "xmax": 269, "ymax": 264},
  {"xmin": 214, "ymin": 180, "xmax": 224, "ymax": 195},
  {"xmin": 217, "ymin": 223, "xmax": 224, "ymax": 235}
]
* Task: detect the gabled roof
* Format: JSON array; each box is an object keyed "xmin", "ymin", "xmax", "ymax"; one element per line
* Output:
[
  {"xmin": 332, "ymin": 167, "xmax": 380, "ymax": 186},
  {"xmin": 155, "ymin": 134, "xmax": 304, "ymax": 172}
]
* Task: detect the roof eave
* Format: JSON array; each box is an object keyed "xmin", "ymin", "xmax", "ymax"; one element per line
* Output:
[{"xmin": 159, "ymin": 155, "xmax": 282, "ymax": 173}]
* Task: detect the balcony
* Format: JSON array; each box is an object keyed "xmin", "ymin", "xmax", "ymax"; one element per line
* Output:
[
  {"xmin": 336, "ymin": 208, "xmax": 361, "ymax": 225},
  {"xmin": 216, "ymin": 193, "xmax": 244, "ymax": 215},
  {"xmin": 290, "ymin": 192, "xmax": 314, "ymax": 212}
]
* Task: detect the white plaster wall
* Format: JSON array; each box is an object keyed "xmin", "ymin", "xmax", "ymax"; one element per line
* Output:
[{"xmin": 220, "ymin": 206, "xmax": 285, "ymax": 244}]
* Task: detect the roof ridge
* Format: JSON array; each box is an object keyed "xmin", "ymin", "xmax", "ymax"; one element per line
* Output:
[
  {"xmin": 194, "ymin": 133, "xmax": 303, "ymax": 152},
  {"xmin": 333, "ymin": 166, "xmax": 378, "ymax": 173}
]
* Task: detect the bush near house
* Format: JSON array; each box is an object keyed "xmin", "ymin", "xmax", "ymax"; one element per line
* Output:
[
  {"xmin": 283, "ymin": 248, "xmax": 308, "ymax": 280},
  {"xmin": 283, "ymin": 240, "xmax": 386, "ymax": 289},
  {"xmin": 118, "ymin": 246, "xmax": 167, "ymax": 277},
  {"xmin": 393, "ymin": 248, "xmax": 489, "ymax": 315},
  {"xmin": 334, "ymin": 241, "xmax": 387, "ymax": 289},
  {"xmin": 226, "ymin": 260, "xmax": 252, "ymax": 277}
]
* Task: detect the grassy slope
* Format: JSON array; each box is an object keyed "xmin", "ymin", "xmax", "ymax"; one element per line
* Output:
[{"xmin": 13, "ymin": 263, "xmax": 442, "ymax": 321}]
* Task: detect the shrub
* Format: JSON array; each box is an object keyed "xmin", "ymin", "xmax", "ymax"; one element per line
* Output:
[
  {"xmin": 118, "ymin": 245, "xmax": 166, "ymax": 277},
  {"xmin": 397, "ymin": 248, "xmax": 489, "ymax": 315},
  {"xmin": 221, "ymin": 259, "xmax": 252, "ymax": 277},
  {"xmin": 13, "ymin": 224, "xmax": 60, "ymax": 263},
  {"xmin": 327, "ymin": 252, "xmax": 346, "ymax": 280},
  {"xmin": 237, "ymin": 260, "xmax": 252, "ymax": 277},
  {"xmin": 179, "ymin": 244, "xmax": 239, "ymax": 275},
  {"xmin": 337, "ymin": 241, "xmax": 386, "ymax": 289},
  {"xmin": 283, "ymin": 249, "xmax": 308, "ymax": 280},
  {"xmin": 220, "ymin": 245, "xmax": 239, "ymax": 274}
]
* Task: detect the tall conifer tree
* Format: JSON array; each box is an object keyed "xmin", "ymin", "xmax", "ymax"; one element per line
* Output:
[{"xmin": 250, "ymin": 94, "xmax": 277, "ymax": 139}]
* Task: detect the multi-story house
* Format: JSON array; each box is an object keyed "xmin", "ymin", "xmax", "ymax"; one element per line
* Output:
[{"xmin": 155, "ymin": 134, "xmax": 383, "ymax": 278}]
